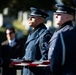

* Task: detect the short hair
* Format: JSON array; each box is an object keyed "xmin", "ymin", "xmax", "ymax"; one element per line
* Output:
[{"xmin": 6, "ymin": 27, "xmax": 15, "ymax": 33}]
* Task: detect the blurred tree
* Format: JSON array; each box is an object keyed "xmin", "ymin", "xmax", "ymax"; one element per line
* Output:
[
  {"xmin": 62, "ymin": 0, "xmax": 76, "ymax": 7},
  {"xmin": 0, "ymin": 0, "xmax": 56, "ymax": 12},
  {"xmin": 0, "ymin": 0, "xmax": 9, "ymax": 13},
  {"xmin": 15, "ymin": 0, "xmax": 56, "ymax": 11}
]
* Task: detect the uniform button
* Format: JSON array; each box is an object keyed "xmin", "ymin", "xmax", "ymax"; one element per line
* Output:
[
  {"xmin": 50, "ymin": 47, "xmax": 54, "ymax": 51},
  {"xmin": 28, "ymin": 57, "xmax": 31, "ymax": 60},
  {"xmin": 26, "ymin": 49, "xmax": 27, "ymax": 51},
  {"xmin": 51, "ymin": 47, "xmax": 54, "ymax": 50},
  {"xmin": 29, "ymin": 49, "xmax": 31, "ymax": 51},
  {"xmin": 24, "ymin": 56, "xmax": 26, "ymax": 59}
]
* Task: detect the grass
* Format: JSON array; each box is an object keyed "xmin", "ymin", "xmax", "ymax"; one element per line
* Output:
[{"xmin": 13, "ymin": 20, "xmax": 28, "ymax": 35}]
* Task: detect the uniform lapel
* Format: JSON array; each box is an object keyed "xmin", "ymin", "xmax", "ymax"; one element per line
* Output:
[
  {"xmin": 25, "ymin": 25, "xmax": 46, "ymax": 45},
  {"xmin": 25, "ymin": 29, "xmax": 39, "ymax": 45}
]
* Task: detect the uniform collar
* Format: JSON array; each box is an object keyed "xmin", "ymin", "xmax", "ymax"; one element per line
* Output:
[
  {"xmin": 30, "ymin": 23, "xmax": 44, "ymax": 34},
  {"xmin": 34, "ymin": 23, "xmax": 44, "ymax": 29},
  {"xmin": 56, "ymin": 21, "xmax": 73, "ymax": 31}
]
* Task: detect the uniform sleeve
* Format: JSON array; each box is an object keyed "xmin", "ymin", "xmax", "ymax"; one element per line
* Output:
[
  {"xmin": 48, "ymin": 38, "xmax": 57, "ymax": 60},
  {"xmin": 39, "ymin": 30, "xmax": 52, "ymax": 60},
  {"xmin": 50, "ymin": 33, "xmax": 63, "ymax": 75}
]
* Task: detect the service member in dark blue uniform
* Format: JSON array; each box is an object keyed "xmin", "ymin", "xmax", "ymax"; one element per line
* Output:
[
  {"xmin": 22, "ymin": 7, "xmax": 52, "ymax": 75},
  {"xmin": 50, "ymin": 26, "xmax": 76, "ymax": 75},
  {"xmin": 48, "ymin": 4, "xmax": 75, "ymax": 59}
]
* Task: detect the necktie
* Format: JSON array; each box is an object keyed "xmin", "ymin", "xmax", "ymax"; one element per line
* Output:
[{"xmin": 9, "ymin": 42, "xmax": 13, "ymax": 47}]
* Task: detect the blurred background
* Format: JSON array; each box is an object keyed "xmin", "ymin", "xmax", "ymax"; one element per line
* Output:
[{"xmin": 0, "ymin": 0, "xmax": 76, "ymax": 42}]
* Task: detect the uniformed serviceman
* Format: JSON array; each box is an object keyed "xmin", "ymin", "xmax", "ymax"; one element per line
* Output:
[
  {"xmin": 50, "ymin": 26, "xmax": 76, "ymax": 75},
  {"xmin": 48, "ymin": 4, "xmax": 75, "ymax": 60},
  {"xmin": 22, "ymin": 7, "xmax": 52, "ymax": 75}
]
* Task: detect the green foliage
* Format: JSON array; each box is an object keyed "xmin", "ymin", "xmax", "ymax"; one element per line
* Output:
[
  {"xmin": 17, "ymin": 0, "xmax": 56, "ymax": 11},
  {"xmin": 0, "ymin": 0, "xmax": 56, "ymax": 12},
  {"xmin": 13, "ymin": 20, "xmax": 28, "ymax": 35}
]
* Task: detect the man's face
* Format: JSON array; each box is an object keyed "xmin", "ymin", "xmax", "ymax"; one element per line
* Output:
[
  {"xmin": 55, "ymin": 13, "xmax": 68, "ymax": 26},
  {"xmin": 6, "ymin": 29, "xmax": 15, "ymax": 40},
  {"xmin": 29, "ymin": 16, "xmax": 42, "ymax": 27}
]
